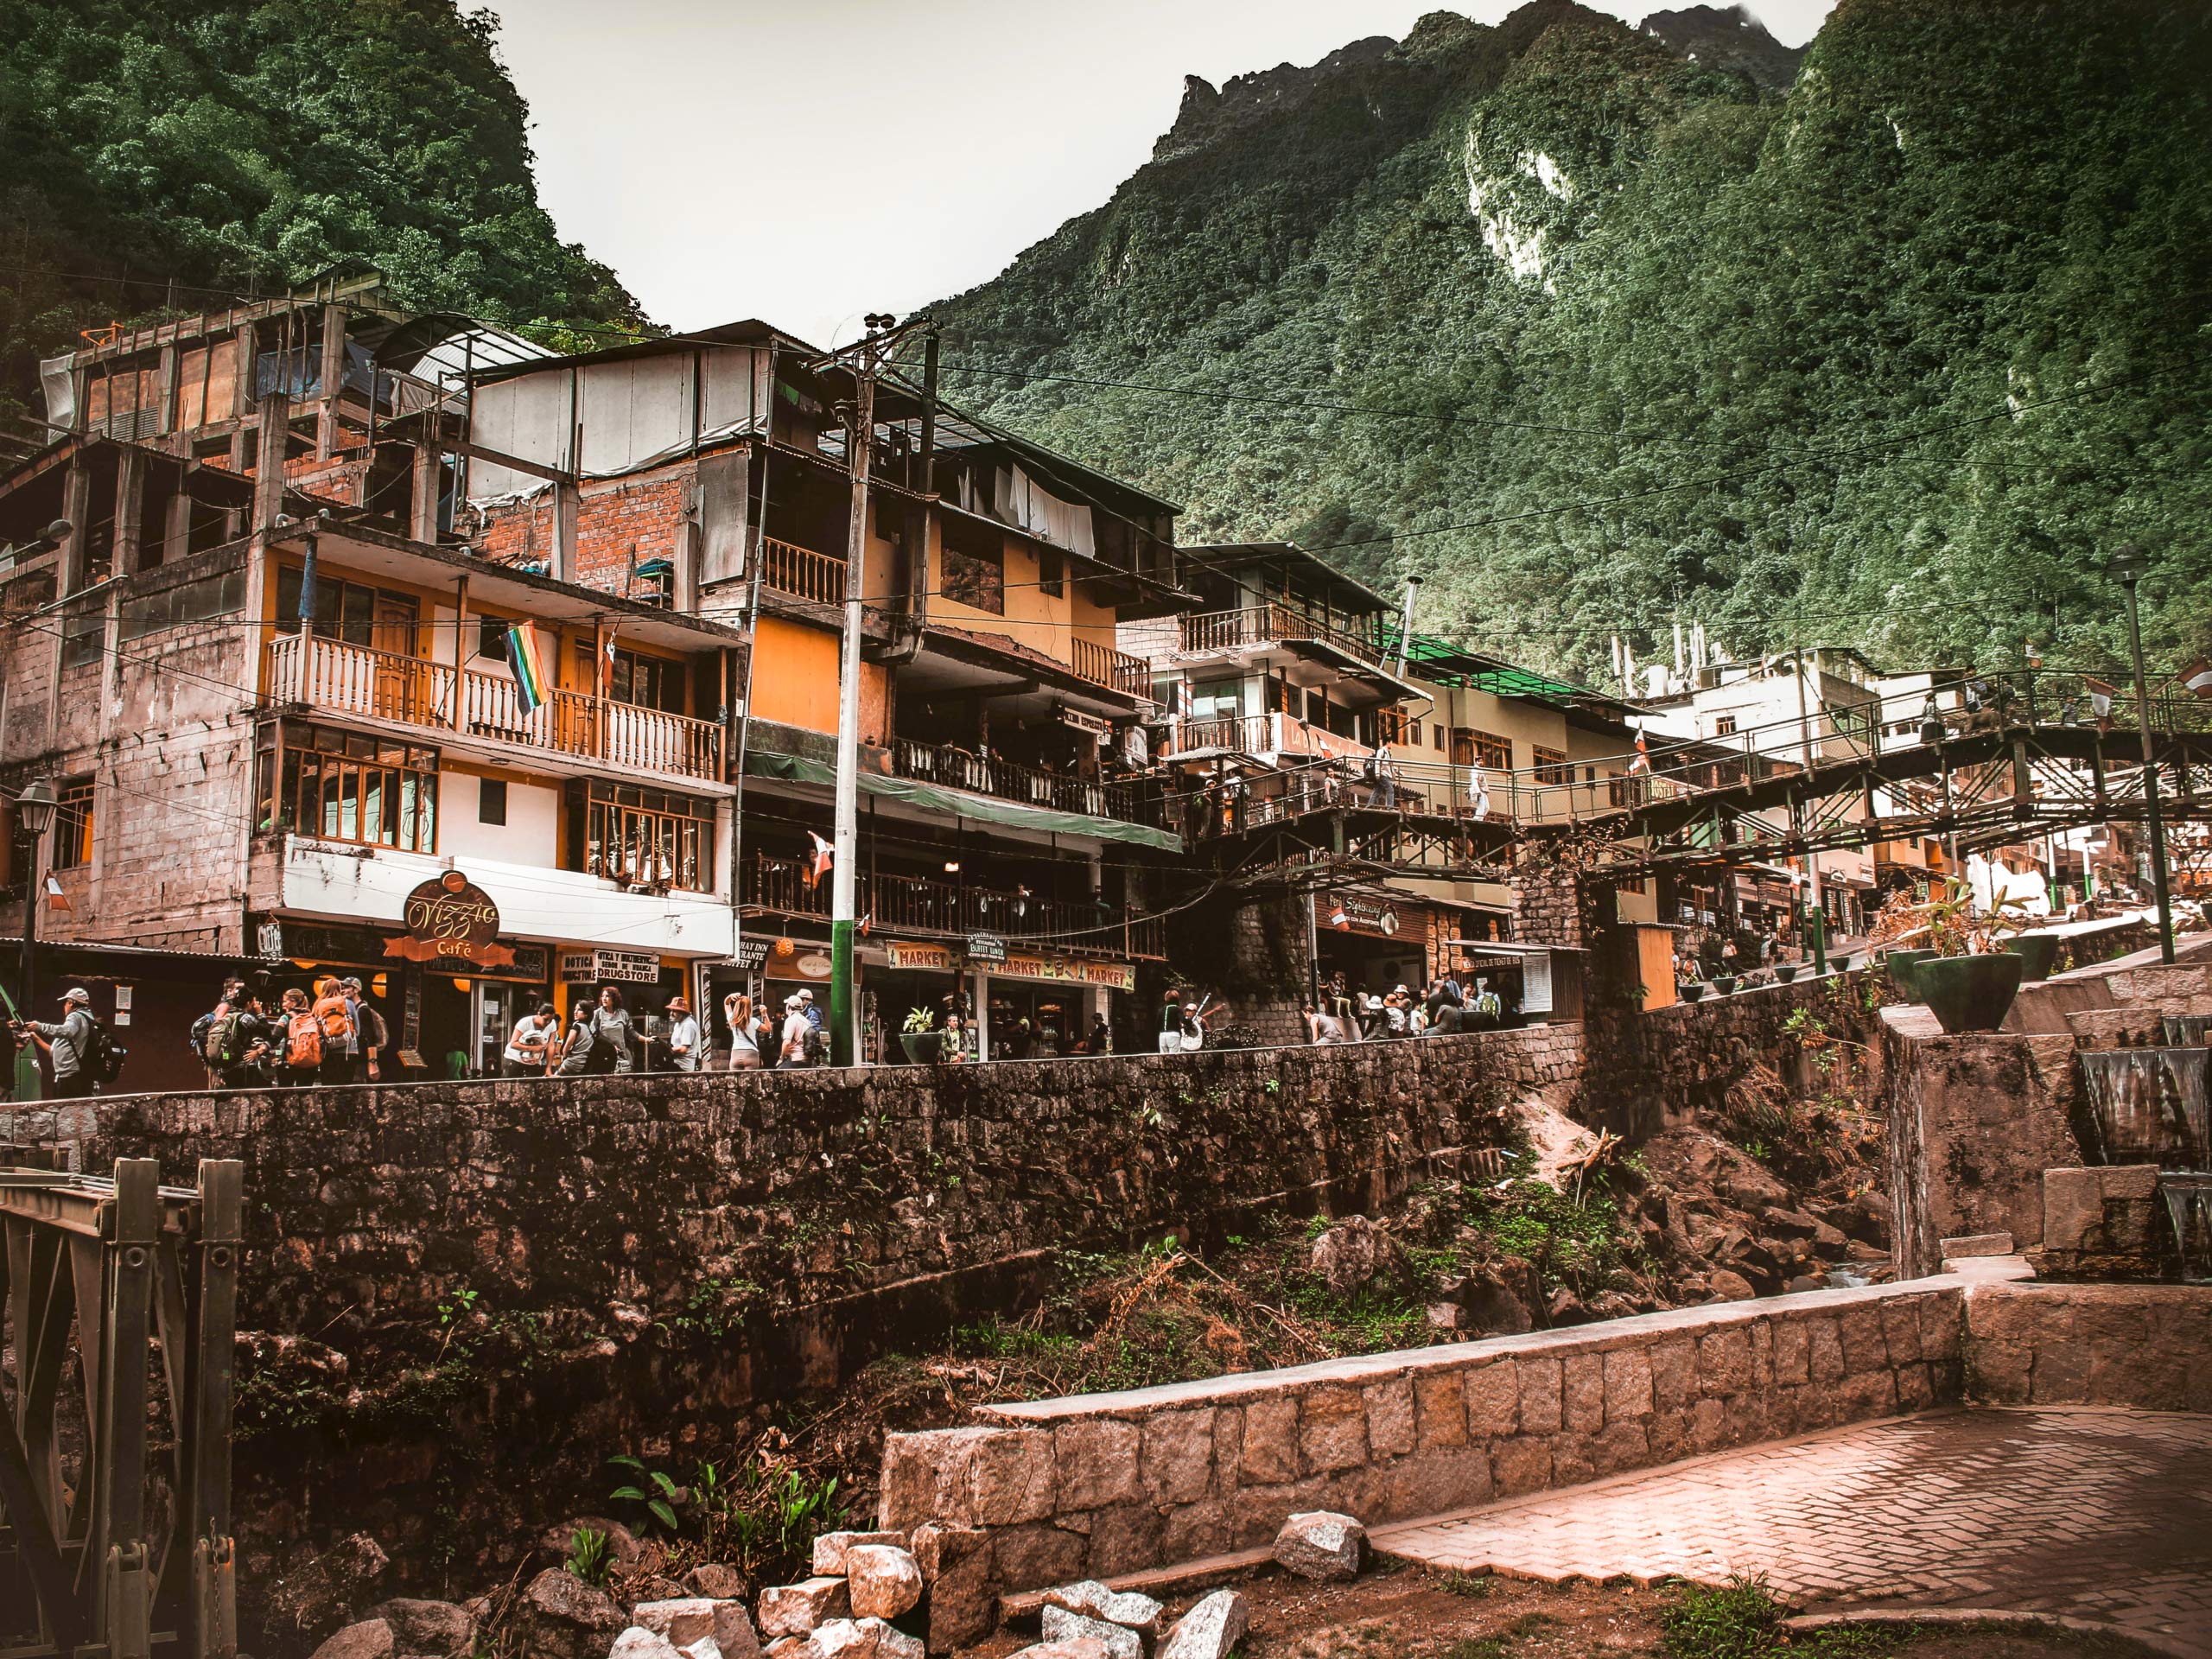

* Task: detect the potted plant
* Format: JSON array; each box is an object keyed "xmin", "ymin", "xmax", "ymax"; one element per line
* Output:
[
  {"xmin": 1878, "ymin": 878, "xmax": 2031, "ymax": 1033},
  {"xmin": 1680, "ymin": 981, "xmax": 1707, "ymax": 1003},
  {"xmin": 2012, "ymin": 932, "xmax": 2061, "ymax": 982},
  {"xmin": 1775, "ymin": 961, "xmax": 1800, "ymax": 983},
  {"xmin": 899, "ymin": 1007, "xmax": 944, "ymax": 1065},
  {"xmin": 1711, "ymin": 972, "xmax": 1738, "ymax": 995}
]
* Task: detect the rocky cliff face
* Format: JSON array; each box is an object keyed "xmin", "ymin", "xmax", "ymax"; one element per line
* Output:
[{"xmin": 1640, "ymin": 3, "xmax": 1806, "ymax": 92}]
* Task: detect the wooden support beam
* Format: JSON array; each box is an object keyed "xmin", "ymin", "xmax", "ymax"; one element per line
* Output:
[
  {"xmin": 112, "ymin": 445, "xmax": 145, "ymax": 576},
  {"xmin": 315, "ymin": 302, "xmax": 346, "ymax": 461},
  {"xmin": 410, "ymin": 443, "xmax": 440, "ymax": 542}
]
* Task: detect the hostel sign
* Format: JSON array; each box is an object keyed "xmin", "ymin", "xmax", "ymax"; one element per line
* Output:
[{"xmin": 386, "ymin": 871, "xmax": 514, "ymax": 967}]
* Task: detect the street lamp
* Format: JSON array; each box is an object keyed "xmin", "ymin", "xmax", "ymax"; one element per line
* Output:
[
  {"xmin": 11, "ymin": 777, "xmax": 58, "ymax": 1046},
  {"xmin": 2109, "ymin": 542, "xmax": 2176, "ymax": 964}
]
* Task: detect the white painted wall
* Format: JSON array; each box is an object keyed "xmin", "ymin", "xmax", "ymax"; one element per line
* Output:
[{"xmin": 441, "ymin": 772, "xmax": 562, "ymax": 868}]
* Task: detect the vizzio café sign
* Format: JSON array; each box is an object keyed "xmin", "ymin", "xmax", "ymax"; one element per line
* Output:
[{"xmin": 386, "ymin": 871, "xmax": 514, "ymax": 968}]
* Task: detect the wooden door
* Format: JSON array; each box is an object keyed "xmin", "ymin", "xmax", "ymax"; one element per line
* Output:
[{"xmin": 371, "ymin": 598, "xmax": 422, "ymax": 721}]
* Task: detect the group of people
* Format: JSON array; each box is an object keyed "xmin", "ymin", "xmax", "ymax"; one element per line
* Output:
[
  {"xmin": 1302, "ymin": 974, "xmax": 1507, "ymax": 1044},
  {"xmin": 194, "ymin": 975, "xmax": 390, "ymax": 1090},
  {"xmin": 502, "ymin": 987, "xmax": 709, "ymax": 1077}
]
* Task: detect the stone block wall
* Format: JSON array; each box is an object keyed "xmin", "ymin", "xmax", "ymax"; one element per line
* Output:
[
  {"xmin": 1881, "ymin": 1006, "xmax": 2082, "ymax": 1277},
  {"xmin": 879, "ymin": 1281, "xmax": 1966, "ymax": 1600},
  {"xmin": 1963, "ymin": 1281, "xmax": 2212, "ymax": 1410},
  {"xmin": 2033, "ymin": 1165, "xmax": 2175, "ymax": 1280}
]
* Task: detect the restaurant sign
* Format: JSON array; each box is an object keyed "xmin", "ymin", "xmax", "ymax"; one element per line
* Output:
[
  {"xmin": 561, "ymin": 948, "xmax": 663, "ymax": 984},
  {"xmin": 1316, "ymin": 892, "xmax": 1405, "ymax": 939},
  {"xmin": 965, "ymin": 931, "xmax": 1009, "ymax": 964},
  {"xmin": 386, "ymin": 871, "xmax": 513, "ymax": 967}
]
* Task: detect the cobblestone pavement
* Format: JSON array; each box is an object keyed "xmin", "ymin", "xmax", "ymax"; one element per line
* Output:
[{"xmin": 1372, "ymin": 1407, "xmax": 2212, "ymax": 1656}]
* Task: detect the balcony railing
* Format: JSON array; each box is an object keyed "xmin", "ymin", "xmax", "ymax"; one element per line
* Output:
[
  {"xmin": 266, "ymin": 632, "xmax": 724, "ymax": 784},
  {"xmin": 891, "ymin": 737, "xmax": 1160, "ymax": 826},
  {"xmin": 760, "ymin": 536, "xmax": 846, "ymax": 606},
  {"xmin": 1179, "ymin": 603, "xmax": 1389, "ymax": 669},
  {"xmin": 1070, "ymin": 635, "xmax": 1153, "ymax": 700},
  {"xmin": 1159, "ymin": 710, "xmax": 1370, "ymax": 764},
  {"xmin": 746, "ymin": 854, "xmax": 1166, "ymax": 961}
]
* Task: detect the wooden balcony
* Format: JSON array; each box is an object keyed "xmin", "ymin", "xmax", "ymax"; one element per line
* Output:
[
  {"xmin": 760, "ymin": 536, "xmax": 846, "ymax": 606},
  {"xmin": 746, "ymin": 854, "xmax": 1166, "ymax": 960},
  {"xmin": 265, "ymin": 632, "xmax": 724, "ymax": 785},
  {"xmin": 1070, "ymin": 635, "xmax": 1153, "ymax": 700},
  {"xmin": 891, "ymin": 738, "xmax": 1161, "ymax": 826},
  {"xmin": 1179, "ymin": 602, "xmax": 1389, "ymax": 670},
  {"xmin": 1159, "ymin": 710, "xmax": 1369, "ymax": 764}
]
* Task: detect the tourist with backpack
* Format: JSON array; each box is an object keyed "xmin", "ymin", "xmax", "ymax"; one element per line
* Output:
[
  {"xmin": 278, "ymin": 988, "xmax": 323, "ymax": 1087},
  {"xmin": 310, "ymin": 977, "xmax": 355, "ymax": 1085},
  {"xmin": 198, "ymin": 984, "xmax": 276, "ymax": 1090},
  {"xmin": 556, "ymin": 1001, "xmax": 614, "ymax": 1076},
  {"xmin": 342, "ymin": 978, "xmax": 386, "ymax": 1082},
  {"xmin": 591, "ymin": 986, "xmax": 635, "ymax": 1073},
  {"xmin": 14, "ymin": 986, "xmax": 116, "ymax": 1097}
]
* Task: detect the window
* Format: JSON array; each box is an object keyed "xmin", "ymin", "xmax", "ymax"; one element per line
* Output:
[
  {"xmin": 1532, "ymin": 746, "xmax": 1572, "ymax": 785},
  {"xmin": 1433, "ymin": 726, "xmax": 1446, "ymax": 753},
  {"xmin": 942, "ymin": 520, "xmax": 1005, "ymax": 614},
  {"xmin": 60, "ymin": 601, "xmax": 105, "ymax": 669},
  {"xmin": 51, "ymin": 778, "xmax": 93, "ymax": 870},
  {"xmin": 576, "ymin": 643, "xmax": 688, "ymax": 715},
  {"xmin": 261, "ymin": 726, "xmax": 438, "ymax": 851},
  {"xmin": 1373, "ymin": 707, "xmax": 1417, "ymax": 745},
  {"xmin": 275, "ymin": 567, "xmax": 416, "ymax": 652},
  {"xmin": 119, "ymin": 568, "xmax": 247, "ymax": 641},
  {"xmin": 478, "ymin": 615, "xmax": 512, "ymax": 662},
  {"xmin": 1713, "ymin": 715, "xmax": 1738, "ymax": 736},
  {"xmin": 568, "ymin": 780, "xmax": 713, "ymax": 892},
  {"xmin": 479, "ymin": 778, "xmax": 508, "ymax": 825},
  {"xmin": 1039, "ymin": 550, "xmax": 1064, "ymax": 598},
  {"xmin": 1190, "ymin": 678, "xmax": 1242, "ymax": 720},
  {"xmin": 1453, "ymin": 728, "xmax": 1513, "ymax": 771}
]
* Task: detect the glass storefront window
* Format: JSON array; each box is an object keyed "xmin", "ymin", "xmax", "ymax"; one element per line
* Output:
[{"xmin": 262, "ymin": 725, "xmax": 438, "ymax": 851}]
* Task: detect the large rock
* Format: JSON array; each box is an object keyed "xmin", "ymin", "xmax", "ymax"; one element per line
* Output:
[
  {"xmin": 758, "ymin": 1580, "xmax": 851, "ymax": 1639},
  {"xmin": 541, "ymin": 1517, "xmax": 646, "ymax": 1569},
  {"xmin": 270, "ymin": 1532, "xmax": 392, "ymax": 1641},
  {"xmin": 803, "ymin": 1618, "xmax": 923, "ymax": 1659},
  {"xmin": 366, "ymin": 1599, "xmax": 475, "ymax": 1659},
  {"xmin": 1308, "ymin": 1215, "xmax": 1403, "ymax": 1297},
  {"xmin": 632, "ymin": 1598, "xmax": 758, "ymax": 1659},
  {"xmin": 1039, "ymin": 1581, "xmax": 1166, "ymax": 1639},
  {"xmin": 610, "ymin": 1630, "xmax": 683, "ymax": 1659},
  {"xmin": 912, "ymin": 1522, "xmax": 994, "ymax": 1655},
  {"xmin": 1039, "ymin": 1609, "xmax": 1141, "ymax": 1659},
  {"xmin": 810, "ymin": 1530, "xmax": 909, "ymax": 1576},
  {"xmin": 1157, "ymin": 1591, "xmax": 1249, "ymax": 1659},
  {"xmin": 685, "ymin": 1564, "xmax": 747, "ymax": 1601},
  {"xmin": 310, "ymin": 1621, "xmax": 394, "ymax": 1659},
  {"xmin": 842, "ymin": 1545, "xmax": 923, "ymax": 1619},
  {"xmin": 1273, "ymin": 1510, "xmax": 1365, "ymax": 1580},
  {"xmin": 1004, "ymin": 1643, "xmax": 1109, "ymax": 1659},
  {"xmin": 513, "ymin": 1569, "xmax": 626, "ymax": 1659}
]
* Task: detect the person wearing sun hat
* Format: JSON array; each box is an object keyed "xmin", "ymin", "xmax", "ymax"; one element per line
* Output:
[{"xmin": 665, "ymin": 995, "xmax": 702, "ymax": 1072}]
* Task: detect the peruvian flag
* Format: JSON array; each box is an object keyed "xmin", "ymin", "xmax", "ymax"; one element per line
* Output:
[
  {"xmin": 1329, "ymin": 902, "xmax": 1351, "ymax": 930},
  {"xmin": 1629, "ymin": 731, "xmax": 1652, "ymax": 776},
  {"xmin": 805, "ymin": 831, "xmax": 834, "ymax": 888},
  {"xmin": 43, "ymin": 874, "xmax": 69, "ymax": 913}
]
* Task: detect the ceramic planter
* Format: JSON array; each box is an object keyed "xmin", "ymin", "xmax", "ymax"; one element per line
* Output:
[
  {"xmin": 899, "ymin": 1031, "xmax": 945, "ymax": 1065},
  {"xmin": 1681, "ymin": 982, "xmax": 1707, "ymax": 1002},
  {"xmin": 1775, "ymin": 963, "xmax": 1800, "ymax": 983},
  {"xmin": 2012, "ymin": 933, "xmax": 2060, "ymax": 982},
  {"xmin": 1885, "ymin": 948, "xmax": 1936, "ymax": 997},
  {"xmin": 1711, "ymin": 975, "xmax": 1738, "ymax": 995},
  {"xmin": 1918, "ymin": 952, "xmax": 2025, "ymax": 1034}
]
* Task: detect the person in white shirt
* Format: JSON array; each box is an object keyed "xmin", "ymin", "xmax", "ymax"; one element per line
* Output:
[
  {"xmin": 502, "ymin": 1002, "xmax": 558, "ymax": 1077},
  {"xmin": 779, "ymin": 997, "xmax": 812, "ymax": 1065},
  {"xmin": 664, "ymin": 996, "xmax": 702, "ymax": 1072}
]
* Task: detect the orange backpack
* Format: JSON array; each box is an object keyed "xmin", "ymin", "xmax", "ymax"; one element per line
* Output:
[
  {"xmin": 315, "ymin": 992, "xmax": 352, "ymax": 1043},
  {"xmin": 286, "ymin": 1012, "xmax": 323, "ymax": 1069}
]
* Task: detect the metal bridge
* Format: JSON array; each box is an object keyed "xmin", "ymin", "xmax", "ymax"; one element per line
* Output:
[
  {"xmin": 2, "ymin": 1152, "xmax": 242, "ymax": 1659},
  {"xmin": 1182, "ymin": 671, "xmax": 2212, "ymax": 888}
]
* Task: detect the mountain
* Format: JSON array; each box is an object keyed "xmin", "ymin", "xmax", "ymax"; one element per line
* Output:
[
  {"xmin": 919, "ymin": 0, "xmax": 2212, "ymax": 682},
  {"xmin": 1639, "ymin": 4, "xmax": 1805, "ymax": 93},
  {"xmin": 0, "ymin": 0, "xmax": 645, "ymax": 429}
]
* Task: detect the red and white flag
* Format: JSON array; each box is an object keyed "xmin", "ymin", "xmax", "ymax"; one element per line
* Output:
[
  {"xmin": 1328, "ymin": 903, "xmax": 1351, "ymax": 930},
  {"xmin": 805, "ymin": 831, "xmax": 834, "ymax": 888},
  {"xmin": 1629, "ymin": 731, "xmax": 1652, "ymax": 775},
  {"xmin": 2082, "ymin": 675, "xmax": 2119, "ymax": 732},
  {"xmin": 2176, "ymin": 658, "xmax": 2212, "ymax": 699},
  {"xmin": 43, "ymin": 874, "xmax": 69, "ymax": 913}
]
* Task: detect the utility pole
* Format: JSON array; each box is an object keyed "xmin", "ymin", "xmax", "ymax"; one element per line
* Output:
[
  {"xmin": 823, "ymin": 315, "xmax": 920, "ymax": 1065},
  {"xmin": 2111, "ymin": 543, "xmax": 2176, "ymax": 963}
]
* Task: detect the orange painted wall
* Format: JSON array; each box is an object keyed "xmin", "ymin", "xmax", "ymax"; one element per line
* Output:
[{"xmin": 749, "ymin": 613, "xmax": 887, "ymax": 740}]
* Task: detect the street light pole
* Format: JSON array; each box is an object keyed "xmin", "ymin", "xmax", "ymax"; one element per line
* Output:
[
  {"xmin": 11, "ymin": 777, "xmax": 59, "ymax": 1094},
  {"xmin": 2111, "ymin": 543, "xmax": 2176, "ymax": 965}
]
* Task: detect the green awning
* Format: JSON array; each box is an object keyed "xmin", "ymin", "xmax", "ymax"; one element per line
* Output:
[{"xmin": 744, "ymin": 750, "xmax": 1183, "ymax": 852}]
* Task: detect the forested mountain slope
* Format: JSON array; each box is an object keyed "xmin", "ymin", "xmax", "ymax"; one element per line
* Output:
[
  {"xmin": 922, "ymin": 0, "xmax": 2212, "ymax": 679},
  {"xmin": 0, "ymin": 0, "xmax": 643, "ymax": 428}
]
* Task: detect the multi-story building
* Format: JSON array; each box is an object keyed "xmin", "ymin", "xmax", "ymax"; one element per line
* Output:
[
  {"xmin": 0, "ymin": 283, "xmax": 752, "ymax": 1088},
  {"xmin": 455, "ymin": 322, "xmax": 1190, "ymax": 1061}
]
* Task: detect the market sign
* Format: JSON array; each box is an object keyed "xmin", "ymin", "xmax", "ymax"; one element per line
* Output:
[
  {"xmin": 886, "ymin": 939, "xmax": 962, "ymax": 971},
  {"xmin": 965, "ymin": 931, "xmax": 1009, "ymax": 964},
  {"xmin": 994, "ymin": 953, "xmax": 1136, "ymax": 993},
  {"xmin": 561, "ymin": 948, "xmax": 662, "ymax": 984},
  {"xmin": 1315, "ymin": 892, "xmax": 1403, "ymax": 939},
  {"xmin": 386, "ymin": 871, "xmax": 514, "ymax": 967}
]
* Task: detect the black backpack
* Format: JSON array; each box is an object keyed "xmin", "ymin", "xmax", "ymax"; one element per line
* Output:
[{"xmin": 82, "ymin": 1015, "xmax": 126, "ymax": 1085}]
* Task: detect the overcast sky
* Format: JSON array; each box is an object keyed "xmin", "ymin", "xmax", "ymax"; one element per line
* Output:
[{"xmin": 489, "ymin": 1, "xmax": 1834, "ymax": 349}]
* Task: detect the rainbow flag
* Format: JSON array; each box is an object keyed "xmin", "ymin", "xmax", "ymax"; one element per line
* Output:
[{"xmin": 506, "ymin": 622, "xmax": 550, "ymax": 715}]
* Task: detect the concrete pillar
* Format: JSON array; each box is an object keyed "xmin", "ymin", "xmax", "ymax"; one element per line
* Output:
[
  {"xmin": 58, "ymin": 460, "xmax": 92, "ymax": 593},
  {"xmin": 410, "ymin": 443, "xmax": 440, "ymax": 542},
  {"xmin": 253, "ymin": 391, "xmax": 289, "ymax": 531},
  {"xmin": 113, "ymin": 446, "xmax": 145, "ymax": 575}
]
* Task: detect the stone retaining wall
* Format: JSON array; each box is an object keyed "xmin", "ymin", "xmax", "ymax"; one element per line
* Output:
[
  {"xmin": 1963, "ymin": 1281, "xmax": 2212, "ymax": 1411},
  {"xmin": 879, "ymin": 1281, "xmax": 1967, "ymax": 1615}
]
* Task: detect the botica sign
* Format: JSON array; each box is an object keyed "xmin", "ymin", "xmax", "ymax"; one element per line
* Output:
[{"xmin": 386, "ymin": 871, "xmax": 514, "ymax": 968}]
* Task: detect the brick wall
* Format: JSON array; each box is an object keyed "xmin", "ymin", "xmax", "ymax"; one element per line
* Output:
[
  {"xmin": 880, "ymin": 1281, "xmax": 1967, "ymax": 1616},
  {"xmin": 0, "ymin": 1027, "xmax": 1578, "ymax": 1607},
  {"xmin": 472, "ymin": 465, "xmax": 691, "ymax": 597}
]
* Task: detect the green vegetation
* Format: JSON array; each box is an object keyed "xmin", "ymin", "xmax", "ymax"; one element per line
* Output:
[
  {"xmin": 925, "ymin": 0, "xmax": 2212, "ymax": 677},
  {"xmin": 563, "ymin": 1524, "xmax": 612, "ymax": 1587},
  {"xmin": 1, "ymin": 0, "xmax": 647, "ymax": 421},
  {"xmin": 1662, "ymin": 1576, "xmax": 1786, "ymax": 1659}
]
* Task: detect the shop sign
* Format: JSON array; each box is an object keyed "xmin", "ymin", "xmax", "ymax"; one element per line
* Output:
[
  {"xmin": 1061, "ymin": 709, "xmax": 1111, "ymax": 743},
  {"xmin": 886, "ymin": 939, "xmax": 962, "ymax": 971},
  {"xmin": 793, "ymin": 951, "xmax": 833, "ymax": 980},
  {"xmin": 993, "ymin": 953, "xmax": 1136, "ymax": 993},
  {"xmin": 562, "ymin": 948, "xmax": 662, "ymax": 984},
  {"xmin": 386, "ymin": 871, "xmax": 514, "ymax": 968},
  {"xmin": 965, "ymin": 931, "xmax": 1009, "ymax": 964},
  {"xmin": 1316, "ymin": 892, "xmax": 1404, "ymax": 938},
  {"xmin": 731, "ymin": 938, "xmax": 771, "ymax": 970}
]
